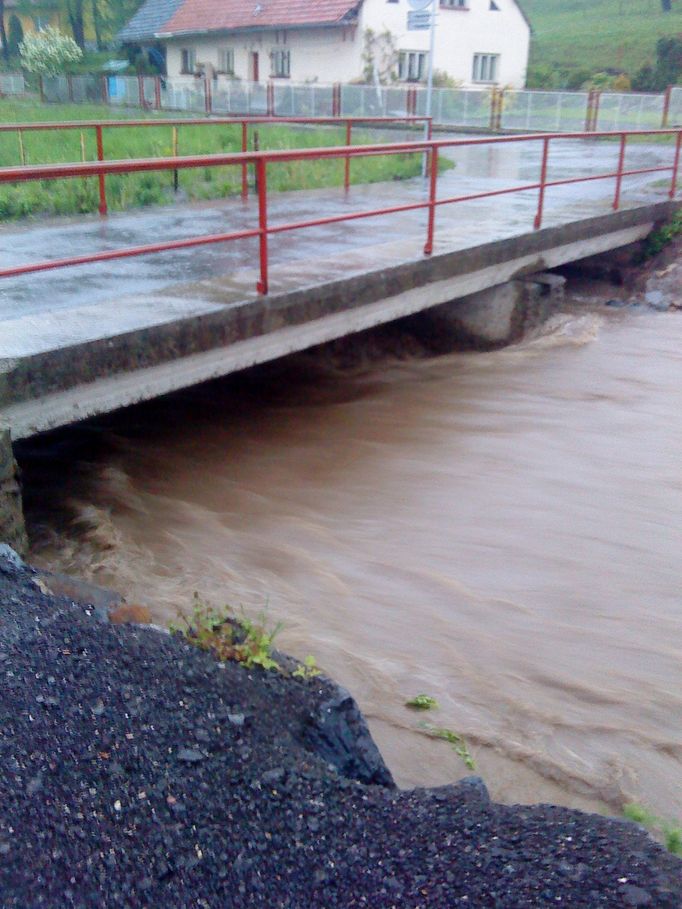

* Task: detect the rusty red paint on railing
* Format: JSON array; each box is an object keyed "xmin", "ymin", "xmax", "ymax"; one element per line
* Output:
[
  {"xmin": 0, "ymin": 114, "xmax": 430, "ymax": 206},
  {"xmin": 0, "ymin": 128, "xmax": 680, "ymax": 293}
]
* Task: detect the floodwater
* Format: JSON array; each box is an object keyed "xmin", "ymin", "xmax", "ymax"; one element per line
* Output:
[{"xmin": 20, "ymin": 289, "xmax": 682, "ymax": 823}]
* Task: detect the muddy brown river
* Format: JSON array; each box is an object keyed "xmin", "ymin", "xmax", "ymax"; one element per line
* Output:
[{"xmin": 20, "ymin": 291, "xmax": 682, "ymax": 824}]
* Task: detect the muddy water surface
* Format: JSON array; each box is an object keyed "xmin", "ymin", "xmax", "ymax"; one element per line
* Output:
[{"xmin": 21, "ymin": 299, "xmax": 682, "ymax": 822}]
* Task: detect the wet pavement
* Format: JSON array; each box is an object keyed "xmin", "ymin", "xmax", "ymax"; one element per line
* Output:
[{"xmin": 0, "ymin": 137, "xmax": 676, "ymax": 360}]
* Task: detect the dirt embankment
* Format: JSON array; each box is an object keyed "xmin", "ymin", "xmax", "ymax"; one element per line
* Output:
[{"xmin": 0, "ymin": 547, "xmax": 680, "ymax": 908}]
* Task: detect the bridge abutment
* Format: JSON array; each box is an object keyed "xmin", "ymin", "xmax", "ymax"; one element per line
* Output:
[
  {"xmin": 413, "ymin": 274, "xmax": 566, "ymax": 352},
  {"xmin": 0, "ymin": 426, "xmax": 27, "ymax": 557}
]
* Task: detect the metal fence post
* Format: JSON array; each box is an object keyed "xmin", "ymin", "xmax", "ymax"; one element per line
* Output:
[
  {"xmin": 670, "ymin": 131, "xmax": 681, "ymax": 200},
  {"xmin": 256, "ymin": 158, "xmax": 269, "ymax": 295},
  {"xmin": 154, "ymin": 76, "xmax": 161, "ymax": 110},
  {"xmin": 344, "ymin": 121, "xmax": 352, "ymax": 193},
  {"xmin": 424, "ymin": 146, "xmax": 438, "ymax": 255},
  {"xmin": 137, "ymin": 73, "xmax": 145, "ymax": 109},
  {"xmin": 172, "ymin": 125, "xmax": 179, "ymax": 194},
  {"xmin": 241, "ymin": 121, "xmax": 249, "ymax": 201},
  {"xmin": 95, "ymin": 125, "xmax": 107, "ymax": 215},
  {"xmin": 534, "ymin": 137, "xmax": 550, "ymax": 230},
  {"xmin": 101, "ymin": 75, "xmax": 109, "ymax": 105},
  {"xmin": 662, "ymin": 85, "xmax": 673, "ymax": 128},
  {"xmin": 613, "ymin": 132, "xmax": 627, "ymax": 211}
]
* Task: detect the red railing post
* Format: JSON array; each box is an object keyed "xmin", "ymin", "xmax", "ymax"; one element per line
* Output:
[
  {"xmin": 344, "ymin": 120, "xmax": 352, "ymax": 192},
  {"xmin": 101, "ymin": 75, "xmax": 109, "ymax": 105},
  {"xmin": 670, "ymin": 131, "xmax": 682, "ymax": 200},
  {"xmin": 256, "ymin": 158, "xmax": 268, "ymax": 295},
  {"xmin": 95, "ymin": 125, "xmax": 107, "ymax": 216},
  {"xmin": 424, "ymin": 145, "xmax": 438, "ymax": 256},
  {"xmin": 613, "ymin": 132, "xmax": 627, "ymax": 211},
  {"xmin": 241, "ymin": 121, "xmax": 249, "ymax": 202},
  {"xmin": 662, "ymin": 85, "xmax": 673, "ymax": 128},
  {"xmin": 534, "ymin": 136, "xmax": 550, "ymax": 230}
]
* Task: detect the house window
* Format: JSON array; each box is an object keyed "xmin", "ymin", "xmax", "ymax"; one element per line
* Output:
[
  {"xmin": 270, "ymin": 49, "xmax": 290, "ymax": 78},
  {"xmin": 398, "ymin": 51, "xmax": 427, "ymax": 82},
  {"xmin": 180, "ymin": 48, "xmax": 196, "ymax": 74},
  {"xmin": 472, "ymin": 53, "xmax": 499, "ymax": 83},
  {"xmin": 218, "ymin": 48, "xmax": 234, "ymax": 74},
  {"xmin": 441, "ymin": 0, "xmax": 468, "ymax": 8}
]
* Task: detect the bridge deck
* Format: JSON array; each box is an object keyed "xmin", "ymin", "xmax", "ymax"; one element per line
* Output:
[{"xmin": 0, "ymin": 138, "xmax": 678, "ymax": 438}]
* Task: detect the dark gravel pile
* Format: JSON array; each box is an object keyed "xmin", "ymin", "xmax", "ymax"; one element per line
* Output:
[{"xmin": 1, "ymin": 549, "xmax": 680, "ymax": 908}]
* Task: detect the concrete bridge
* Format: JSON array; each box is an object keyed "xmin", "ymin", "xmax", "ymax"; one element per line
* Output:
[{"xmin": 1, "ymin": 130, "xmax": 680, "ymax": 550}]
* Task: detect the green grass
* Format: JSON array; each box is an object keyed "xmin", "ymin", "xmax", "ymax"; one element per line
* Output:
[
  {"xmin": 623, "ymin": 803, "xmax": 682, "ymax": 856},
  {"xmin": 0, "ymin": 98, "xmax": 438, "ymax": 221},
  {"xmin": 520, "ymin": 0, "xmax": 682, "ymax": 78}
]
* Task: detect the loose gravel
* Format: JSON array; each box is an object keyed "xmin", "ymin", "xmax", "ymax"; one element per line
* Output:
[{"xmin": 1, "ymin": 550, "xmax": 680, "ymax": 908}]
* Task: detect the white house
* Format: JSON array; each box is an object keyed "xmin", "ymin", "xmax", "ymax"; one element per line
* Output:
[{"xmin": 120, "ymin": 0, "xmax": 530, "ymax": 89}]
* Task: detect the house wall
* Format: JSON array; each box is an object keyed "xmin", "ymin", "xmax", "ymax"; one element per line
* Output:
[
  {"xmin": 166, "ymin": 26, "xmax": 363, "ymax": 83},
  {"xmin": 361, "ymin": 0, "xmax": 529, "ymax": 88},
  {"xmin": 164, "ymin": 0, "xmax": 529, "ymax": 88}
]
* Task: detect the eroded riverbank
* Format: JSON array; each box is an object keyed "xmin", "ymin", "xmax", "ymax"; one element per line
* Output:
[
  {"xmin": 17, "ymin": 241, "xmax": 682, "ymax": 824},
  {"xmin": 1, "ymin": 549, "xmax": 681, "ymax": 908}
]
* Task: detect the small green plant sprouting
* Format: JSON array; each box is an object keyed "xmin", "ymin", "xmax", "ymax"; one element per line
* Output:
[
  {"xmin": 623, "ymin": 803, "xmax": 682, "ymax": 856},
  {"xmin": 405, "ymin": 694, "xmax": 439, "ymax": 711},
  {"xmin": 422, "ymin": 724, "xmax": 476, "ymax": 771},
  {"xmin": 170, "ymin": 593, "xmax": 282, "ymax": 672},
  {"xmin": 292, "ymin": 655, "xmax": 322, "ymax": 680}
]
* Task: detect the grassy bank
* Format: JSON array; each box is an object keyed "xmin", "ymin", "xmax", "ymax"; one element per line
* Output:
[
  {"xmin": 0, "ymin": 99, "xmax": 435, "ymax": 221},
  {"xmin": 520, "ymin": 0, "xmax": 682, "ymax": 77}
]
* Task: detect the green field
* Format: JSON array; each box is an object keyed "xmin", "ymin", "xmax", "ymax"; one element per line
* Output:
[
  {"xmin": 520, "ymin": 0, "xmax": 682, "ymax": 79},
  {"xmin": 0, "ymin": 99, "xmax": 433, "ymax": 221}
]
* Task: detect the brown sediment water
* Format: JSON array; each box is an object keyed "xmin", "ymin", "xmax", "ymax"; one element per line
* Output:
[{"xmin": 21, "ymin": 295, "xmax": 682, "ymax": 822}]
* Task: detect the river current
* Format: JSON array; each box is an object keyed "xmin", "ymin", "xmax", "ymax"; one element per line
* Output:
[{"xmin": 20, "ymin": 289, "xmax": 682, "ymax": 823}]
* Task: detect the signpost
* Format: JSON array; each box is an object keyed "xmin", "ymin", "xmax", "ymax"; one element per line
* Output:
[{"xmin": 407, "ymin": 0, "xmax": 436, "ymax": 176}]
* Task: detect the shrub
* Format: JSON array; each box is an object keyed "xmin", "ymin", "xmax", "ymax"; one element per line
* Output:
[{"xmin": 19, "ymin": 27, "xmax": 82, "ymax": 77}]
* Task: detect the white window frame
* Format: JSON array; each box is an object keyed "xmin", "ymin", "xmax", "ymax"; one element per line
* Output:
[
  {"xmin": 440, "ymin": 0, "xmax": 468, "ymax": 8},
  {"xmin": 270, "ymin": 48, "xmax": 290, "ymax": 79},
  {"xmin": 218, "ymin": 48, "xmax": 235, "ymax": 75},
  {"xmin": 398, "ymin": 50, "xmax": 427, "ymax": 83},
  {"xmin": 472, "ymin": 53, "xmax": 500, "ymax": 83}
]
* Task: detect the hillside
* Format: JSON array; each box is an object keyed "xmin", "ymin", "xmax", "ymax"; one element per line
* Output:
[{"xmin": 519, "ymin": 0, "xmax": 682, "ymax": 83}]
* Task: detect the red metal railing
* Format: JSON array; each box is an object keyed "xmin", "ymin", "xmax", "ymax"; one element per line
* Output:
[
  {"xmin": 0, "ymin": 128, "xmax": 680, "ymax": 296},
  {"xmin": 0, "ymin": 115, "xmax": 431, "ymax": 214}
]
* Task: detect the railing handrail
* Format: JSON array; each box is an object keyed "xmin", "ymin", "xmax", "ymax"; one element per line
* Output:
[
  {"xmin": 0, "ymin": 114, "xmax": 431, "ymax": 134},
  {"xmin": 1, "ymin": 127, "xmax": 680, "ymax": 295},
  {"xmin": 1, "ymin": 128, "xmax": 679, "ymax": 183}
]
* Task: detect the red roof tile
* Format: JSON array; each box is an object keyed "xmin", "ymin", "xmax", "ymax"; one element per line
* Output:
[{"xmin": 161, "ymin": 0, "xmax": 361, "ymax": 36}]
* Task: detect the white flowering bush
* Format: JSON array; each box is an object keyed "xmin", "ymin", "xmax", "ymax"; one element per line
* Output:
[{"xmin": 19, "ymin": 27, "xmax": 82, "ymax": 76}]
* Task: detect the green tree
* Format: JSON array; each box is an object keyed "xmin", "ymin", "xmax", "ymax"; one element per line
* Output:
[
  {"xmin": 7, "ymin": 13, "xmax": 23, "ymax": 57},
  {"xmin": 0, "ymin": 0, "xmax": 9, "ymax": 64}
]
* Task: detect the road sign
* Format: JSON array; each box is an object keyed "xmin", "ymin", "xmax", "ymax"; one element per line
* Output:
[
  {"xmin": 407, "ymin": 0, "xmax": 433, "ymax": 9},
  {"xmin": 407, "ymin": 10, "xmax": 432, "ymax": 29}
]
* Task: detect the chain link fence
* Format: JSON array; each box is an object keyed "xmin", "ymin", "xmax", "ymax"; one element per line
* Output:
[
  {"xmin": 0, "ymin": 73, "xmax": 26, "ymax": 96},
  {"xmin": 8, "ymin": 73, "xmax": 680, "ymax": 134}
]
